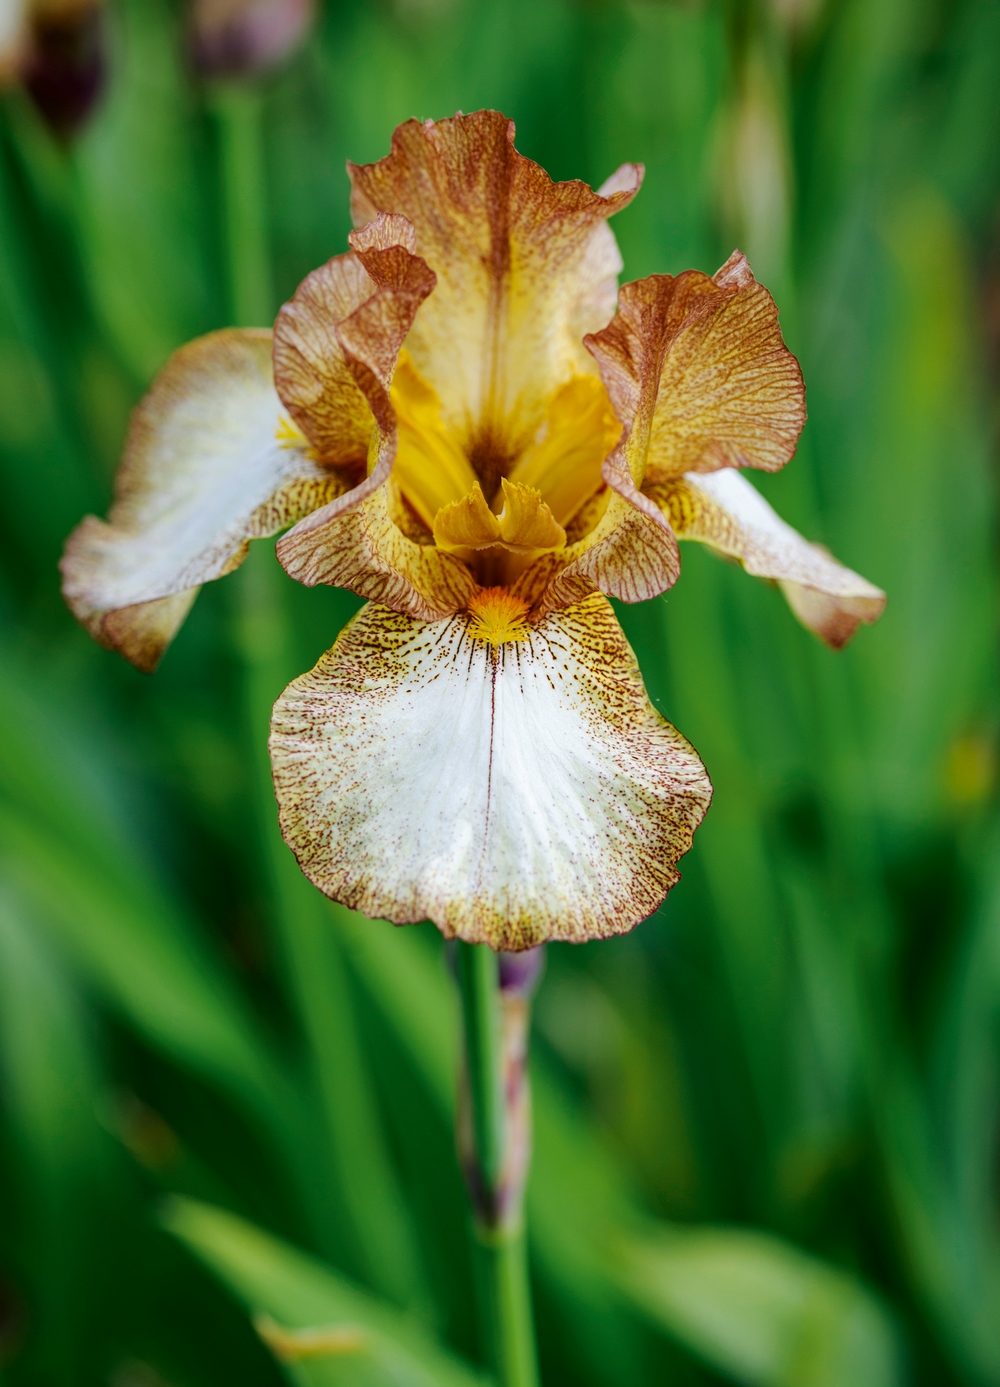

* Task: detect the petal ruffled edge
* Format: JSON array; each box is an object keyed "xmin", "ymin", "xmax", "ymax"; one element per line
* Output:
[
  {"xmin": 348, "ymin": 110, "xmax": 643, "ymax": 459},
  {"xmin": 585, "ymin": 251, "xmax": 806, "ymax": 486},
  {"xmin": 270, "ymin": 593, "xmax": 712, "ymax": 950},
  {"xmin": 61, "ymin": 329, "xmax": 347, "ymax": 672},
  {"xmin": 650, "ymin": 467, "xmax": 886, "ymax": 648},
  {"xmin": 276, "ymin": 214, "xmax": 477, "ymax": 620}
]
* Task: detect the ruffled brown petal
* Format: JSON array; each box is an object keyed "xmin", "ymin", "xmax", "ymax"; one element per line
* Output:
[
  {"xmin": 270, "ymin": 593, "xmax": 711, "ymax": 950},
  {"xmin": 586, "ymin": 250, "xmax": 805, "ymax": 487},
  {"xmin": 60, "ymin": 329, "xmax": 346, "ymax": 672},
  {"xmin": 348, "ymin": 110, "xmax": 642, "ymax": 465},
  {"xmin": 649, "ymin": 467, "xmax": 886, "ymax": 648},
  {"xmin": 272, "ymin": 250, "xmax": 375, "ymax": 464},
  {"xmin": 276, "ymin": 214, "xmax": 475, "ymax": 619},
  {"xmin": 522, "ymin": 460, "xmax": 680, "ymax": 616}
]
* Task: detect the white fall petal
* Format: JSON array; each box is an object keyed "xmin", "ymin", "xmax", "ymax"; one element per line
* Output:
[
  {"xmin": 269, "ymin": 593, "xmax": 712, "ymax": 950},
  {"xmin": 664, "ymin": 467, "xmax": 886, "ymax": 648},
  {"xmin": 61, "ymin": 329, "xmax": 344, "ymax": 670}
]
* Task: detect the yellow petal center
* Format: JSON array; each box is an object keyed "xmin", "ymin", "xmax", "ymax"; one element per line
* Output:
[
  {"xmin": 388, "ymin": 355, "xmax": 618, "ymax": 566},
  {"xmin": 433, "ymin": 478, "xmax": 565, "ymax": 555},
  {"xmin": 466, "ymin": 587, "xmax": 532, "ymax": 646},
  {"xmin": 390, "ymin": 354, "xmax": 479, "ymax": 529},
  {"xmin": 506, "ymin": 375, "xmax": 621, "ymax": 525}
]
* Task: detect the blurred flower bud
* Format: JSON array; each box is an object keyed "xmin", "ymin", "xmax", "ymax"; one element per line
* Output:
[
  {"xmin": 0, "ymin": 1, "xmax": 30, "ymax": 86},
  {"xmin": 190, "ymin": 0, "xmax": 315, "ymax": 80},
  {"xmin": 22, "ymin": 0, "xmax": 105, "ymax": 137},
  {"xmin": 716, "ymin": 42, "xmax": 791, "ymax": 285},
  {"xmin": 768, "ymin": 0, "xmax": 825, "ymax": 42}
]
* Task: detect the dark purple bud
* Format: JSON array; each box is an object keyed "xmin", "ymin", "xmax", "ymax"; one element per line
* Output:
[
  {"xmin": 190, "ymin": 0, "xmax": 314, "ymax": 81},
  {"xmin": 23, "ymin": 1, "xmax": 106, "ymax": 138}
]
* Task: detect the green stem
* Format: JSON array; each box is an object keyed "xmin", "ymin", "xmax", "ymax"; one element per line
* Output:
[
  {"xmin": 457, "ymin": 943, "xmax": 540, "ymax": 1387},
  {"xmin": 458, "ymin": 942, "xmax": 504, "ymax": 1193},
  {"xmin": 211, "ymin": 84, "xmax": 272, "ymax": 327}
]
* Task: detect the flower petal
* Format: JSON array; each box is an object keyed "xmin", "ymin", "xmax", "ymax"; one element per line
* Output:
[
  {"xmin": 269, "ymin": 593, "xmax": 711, "ymax": 950},
  {"xmin": 272, "ymin": 252, "xmax": 375, "ymax": 464},
  {"xmin": 60, "ymin": 329, "xmax": 346, "ymax": 671},
  {"xmin": 433, "ymin": 481, "xmax": 501, "ymax": 552},
  {"xmin": 276, "ymin": 216, "xmax": 475, "ymax": 620},
  {"xmin": 348, "ymin": 110, "xmax": 642, "ymax": 465},
  {"xmin": 496, "ymin": 479, "xmax": 565, "ymax": 551},
  {"xmin": 651, "ymin": 467, "xmax": 886, "ymax": 647},
  {"xmin": 505, "ymin": 374, "xmax": 622, "ymax": 526},
  {"xmin": 523, "ymin": 465, "xmax": 680, "ymax": 615},
  {"xmin": 585, "ymin": 250, "xmax": 805, "ymax": 486}
]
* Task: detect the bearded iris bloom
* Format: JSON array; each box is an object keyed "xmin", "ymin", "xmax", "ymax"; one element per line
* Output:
[{"xmin": 61, "ymin": 110, "xmax": 884, "ymax": 951}]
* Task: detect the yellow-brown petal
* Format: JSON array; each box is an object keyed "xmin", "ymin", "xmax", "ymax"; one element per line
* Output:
[
  {"xmin": 391, "ymin": 354, "xmax": 480, "ymax": 528},
  {"xmin": 649, "ymin": 467, "xmax": 886, "ymax": 648},
  {"xmin": 272, "ymin": 252, "xmax": 375, "ymax": 464},
  {"xmin": 522, "ymin": 464, "xmax": 680, "ymax": 616},
  {"xmin": 276, "ymin": 216, "xmax": 470, "ymax": 619},
  {"xmin": 269, "ymin": 593, "xmax": 712, "ymax": 950},
  {"xmin": 585, "ymin": 250, "xmax": 806, "ymax": 487},
  {"xmin": 61, "ymin": 329, "xmax": 346, "ymax": 672},
  {"xmin": 496, "ymin": 479, "xmax": 565, "ymax": 551},
  {"xmin": 433, "ymin": 481, "xmax": 501, "ymax": 552},
  {"xmin": 349, "ymin": 110, "xmax": 642, "ymax": 463},
  {"xmin": 278, "ymin": 482, "xmax": 475, "ymax": 620}
]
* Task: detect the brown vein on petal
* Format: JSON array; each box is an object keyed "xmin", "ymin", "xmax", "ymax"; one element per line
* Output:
[
  {"xmin": 276, "ymin": 215, "xmax": 458, "ymax": 617},
  {"xmin": 585, "ymin": 252, "xmax": 806, "ymax": 486},
  {"xmin": 278, "ymin": 471, "xmax": 475, "ymax": 619},
  {"xmin": 348, "ymin": 110, "xmax": 643, "ymax": 461},
  {"xmin": 272, "ymin": 253, "xmax": 375, "ymax": 463}
]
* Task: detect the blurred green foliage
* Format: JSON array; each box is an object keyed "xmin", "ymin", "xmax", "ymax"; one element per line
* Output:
[{"xmin": 0, "ymin": 0, "xmax": 998, "ymax": 1382}]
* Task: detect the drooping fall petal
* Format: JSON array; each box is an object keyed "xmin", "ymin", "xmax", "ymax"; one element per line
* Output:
[
  {"xmin": 348, "ymin": 110, "xmax": 642, "ymax": 467},
  {"xmin": 60, "ymin": 329, "xmax": 345, "ymax": 672},
  {"xmin": 275, "ymin": 214, "xmax": 477, "ymax": 620},
  {"xmin": 586, "ymin": 250, "xmax": 805, "ymax": 487},
  {"xmin": 269, "ymin": 594, "xmax": 712, "ymax": 950},
  {"xmin": 650, "ymin": 467, "xmax": 886, "ymax": 648}
]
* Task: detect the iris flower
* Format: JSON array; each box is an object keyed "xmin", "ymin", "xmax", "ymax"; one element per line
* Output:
[{"xmin": 61, "ymin": 111, "xmax": 884, "ymax": 950}]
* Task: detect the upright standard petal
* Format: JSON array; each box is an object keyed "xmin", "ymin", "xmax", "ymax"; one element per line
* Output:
[
  {"xmin": 650, "ymin": 467, "xmax": 886, "ymax": 648},
  {"xmin": 270, "ymin": 593, "xmax": 712, "ymax": 950},
  {"xmin": 586, "ymin": 251, "xmax": 806, "ymax": 486},
  {"xmin": 61, "ymin": 329, "xmax": 346, "ymax": 672},
  {"xmin": 348, "ymin": 110, "xmax": 642, "ymax": 469},
  {"xmin": 276, "ymin": 214, "xmax": 476, "ymax": 620}
]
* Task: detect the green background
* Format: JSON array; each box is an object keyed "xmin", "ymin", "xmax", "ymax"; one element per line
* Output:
[{"xmin": 1, "ymin": 0, "xmax": 999, "ymax": 1382}]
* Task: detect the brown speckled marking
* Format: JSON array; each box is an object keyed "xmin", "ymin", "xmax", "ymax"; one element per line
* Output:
[{"xmin": 270, "ymin": 592, "xmax": 712, "ymax": 950}]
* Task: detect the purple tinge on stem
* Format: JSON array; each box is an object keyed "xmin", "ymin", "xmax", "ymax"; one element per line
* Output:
[
  {"xmin": 498, "ymin": 946, "xmax": 546, "ymax": 999},
  {"xmin": 455, "ymin": 946, "xmax": 543, "ymax": 1233}
]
